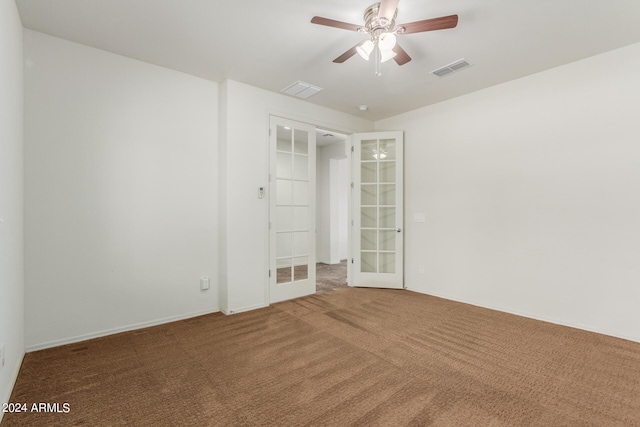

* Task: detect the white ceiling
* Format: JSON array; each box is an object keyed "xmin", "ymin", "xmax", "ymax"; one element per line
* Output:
[{"xmin": 15, "ymin": 0, "xmax": 640, "ymax": 121}]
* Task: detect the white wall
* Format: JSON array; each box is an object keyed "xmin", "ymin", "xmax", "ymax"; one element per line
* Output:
[
  {"xmin": 219, "ymin": 80, "xmax": 372, "ymax": 312},
  {"xmin": 24, "ymin": 30, "xmax": 219, "ymax": 350},
  {"xmin": 0, "ymin": 0, "xmax": 24, "ymax": 417},
  {"xmin": 316, "ymin": 142, "xmax": 349, "ymax": 264},
  {"xmin": 376, "ymin": 42, "xmax": 640, "ymax": 342}
]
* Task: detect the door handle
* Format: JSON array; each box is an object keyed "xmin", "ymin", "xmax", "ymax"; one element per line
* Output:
[{"xmin": 396, "ymin": 227, "xmax": 402, "ymax": 233}]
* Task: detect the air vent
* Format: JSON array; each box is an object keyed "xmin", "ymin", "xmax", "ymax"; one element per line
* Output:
[
  {"xmin": 281, "ymin": 81, "xmax": 323, "ymax": 99},
  {"xmin": 432, "ymin": 67, "xmax": 454, "ymax": 77},
  {"xmin": 431, "ymin": 58, "xmax": 472, "ymax": 78}
]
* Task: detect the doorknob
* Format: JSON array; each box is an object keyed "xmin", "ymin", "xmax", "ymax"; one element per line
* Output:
[{"xmin": 396, "ymin": 227, "xmax": 402, "ymax": 232}]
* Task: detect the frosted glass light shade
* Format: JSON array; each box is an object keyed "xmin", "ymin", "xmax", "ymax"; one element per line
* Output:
[
  {"xmin": 356, "ymin": 40, "xmax": 375, "ymax": 61},
  {"xmin": 380, "ymin": 49, "xmax": 397, "ymax": 63},
  {"xmin": 378, "ymin": 32, "xmax": 397, "ymax": 51}
]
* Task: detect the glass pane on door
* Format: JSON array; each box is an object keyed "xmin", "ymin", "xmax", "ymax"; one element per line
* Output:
[
  {"xmin": 270, "ymin": 116, "xmax": 317, "ymax": 303},
  {"xmin": 275, "ymin": 125, "xmax": 311, "ymax": 284},
  {"xmin": 293, "ymin": 256, "xmax": 308, "ymax": 280},
  {"xmin": 360, "ymin": 138, "xmax": 397, "ymax": 275},
  {"xmin": 353, "ymin": 130, "xmax": 403, "ymax": 289}
]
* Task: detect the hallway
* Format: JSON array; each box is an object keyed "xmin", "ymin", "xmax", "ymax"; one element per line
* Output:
[{"xmin": 316, "ymin": 260, "xmax": 347, "ymax": 294}]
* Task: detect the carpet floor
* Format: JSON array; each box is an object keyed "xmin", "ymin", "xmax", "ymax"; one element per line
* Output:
[{"xmin": 3, "ymin": 288, "xmax": 640, "ymax": 426}]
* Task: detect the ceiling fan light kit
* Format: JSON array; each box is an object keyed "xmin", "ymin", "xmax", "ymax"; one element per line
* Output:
[
  {"xmin": 311, "ymin": 0, "xmax": 458, "ymax": 76},
  {"xmin": 378, "ymin": 32, "xmax": 397, "ymax": 51},
  {"xmin": 356, "ymin": 40, "xmax": 375, "ymax": 60},
  {"xmin": 380, "ymin": 49, "xmax": 397, "ymax": 63}
]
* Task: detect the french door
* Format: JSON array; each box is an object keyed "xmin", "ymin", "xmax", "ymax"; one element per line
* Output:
[
  {"xmin": 352, "ymin": 131, "xmax": 404, "ymax": 288},
  {"xmin": 269, "ymin": 116, "xmax": 317, "ymax": 303}
]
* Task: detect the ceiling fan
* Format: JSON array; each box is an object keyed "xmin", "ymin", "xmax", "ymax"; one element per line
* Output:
[{"xmin": 311, "ymin": 0, "xmax": 458, "ymax": 76}]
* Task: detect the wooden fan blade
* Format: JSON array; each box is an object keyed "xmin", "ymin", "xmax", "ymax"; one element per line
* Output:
[
  {"xmin": 333, "ymin": 42, "xmax": 365, "ymax": 63},
  {"xmin": 393, "ymin": 44, "xmax": 412, "ymax": 66},
  {"xmin": 398, "ymin": 14, "xmax": 458, "ymax": 34},
  {"xmin": 378, "ymin": 0, "xmax": 400, "ymax": 23},
  {"xmin": 311, "ymin": 16, "xmax": 362, "ymax": 32}
]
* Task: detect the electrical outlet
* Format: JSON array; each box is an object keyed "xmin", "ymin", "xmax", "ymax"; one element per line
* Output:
[
  {"xmin": 200, "ymin": 277, "xmax": 210, "ymax": 290},
  {"xmin": 418, "ymin": 265, "xmax": 425, "ymax": 274}
]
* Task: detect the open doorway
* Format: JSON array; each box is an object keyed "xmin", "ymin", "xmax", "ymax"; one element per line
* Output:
[{"xmin": 315, "ymin": 129, "xmax": 349, "ymax": 293}]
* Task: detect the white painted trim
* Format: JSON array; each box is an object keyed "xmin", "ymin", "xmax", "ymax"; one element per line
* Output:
[
  {"xmin": 347, "ymin": 136, "xmax": 354, "ymax": 287},
  {"xmin": 407, "ymin": 287, "xmax": 640, "ymax": 344},
  {"xmin": 266, "ymin": 108, "xmax": 361, "ymax": 139},
  {"xmin": 0, "ymin": 351, "xmax": 25, "ymax": 424},
  {"xmin": 221, "ymin": 303, "xmax": 269, "ymax": 315},
  {"xmin": 25, "ymin": 308, "xmax": 220, "ymax": 352}
]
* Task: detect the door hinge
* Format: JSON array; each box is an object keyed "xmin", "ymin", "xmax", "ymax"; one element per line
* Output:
[
  {"xmin": 351, "ymin": 182, "xmax": 354, "ymax": 189},
  {"xmin": 351, "ymin": 146, "xmax": 354, "ymax": 153},
  {"xmin": 269, "ymin": 269, "xmax": 271, "ymax": 277},
  {"xmin": 269, "ymin": 128, "xmax": 272, "ymax": 136},
  {"xmin": 351, "ymin": 258, "xmax": 354, "ymax": 264},
  {"xmin": 269, "ymin": 221, "xmax": 272, "ymax": 230},
  {"xmin": 351, "ymin": 219, "xmax": 354, "ymax": 226}
]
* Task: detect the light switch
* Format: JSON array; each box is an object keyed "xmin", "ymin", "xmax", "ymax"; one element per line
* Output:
[{"xmin": 414, "ymin": 213, "xmax": 426, "ymax": 223}]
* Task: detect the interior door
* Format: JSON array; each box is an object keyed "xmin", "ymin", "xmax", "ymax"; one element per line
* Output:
[
  {"xmin": 352, "ymin": 131, "xmax": 404, "ymax": 288},
  {"xmin": 269, "ymin": 116, "xmax": 316, "ymax": 303}
]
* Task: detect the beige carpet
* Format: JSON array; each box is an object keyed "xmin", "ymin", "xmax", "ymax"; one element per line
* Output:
[{"xmin": 3, "ymin": 288, "xmax": 640, "ymax": 426}]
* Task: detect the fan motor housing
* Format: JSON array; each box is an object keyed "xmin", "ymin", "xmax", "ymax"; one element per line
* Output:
[{"xmin": 363, "ymin": 3, "xmax": 397, "ymax": 35}]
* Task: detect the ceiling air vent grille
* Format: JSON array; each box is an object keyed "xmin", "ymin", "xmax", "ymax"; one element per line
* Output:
[
  {"xmin": 431, "ymin": 59, "xmax": 472, "ymax": 77},
  {"xmin": 281, "ymin": 81, "xmax": 323, "ymax": 99}
]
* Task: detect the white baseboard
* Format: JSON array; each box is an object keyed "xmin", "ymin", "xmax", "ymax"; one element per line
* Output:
[
  {"xmin": 221, "ymin": 303, "xmax": 268, "ymax": 315},
  {"xmin": 25, "ymin": 307, "xmax": 220, "ymax": 352},
  {"xmin": 406, "ymin": 287, "xmax": 640, "ymax": 344}
]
